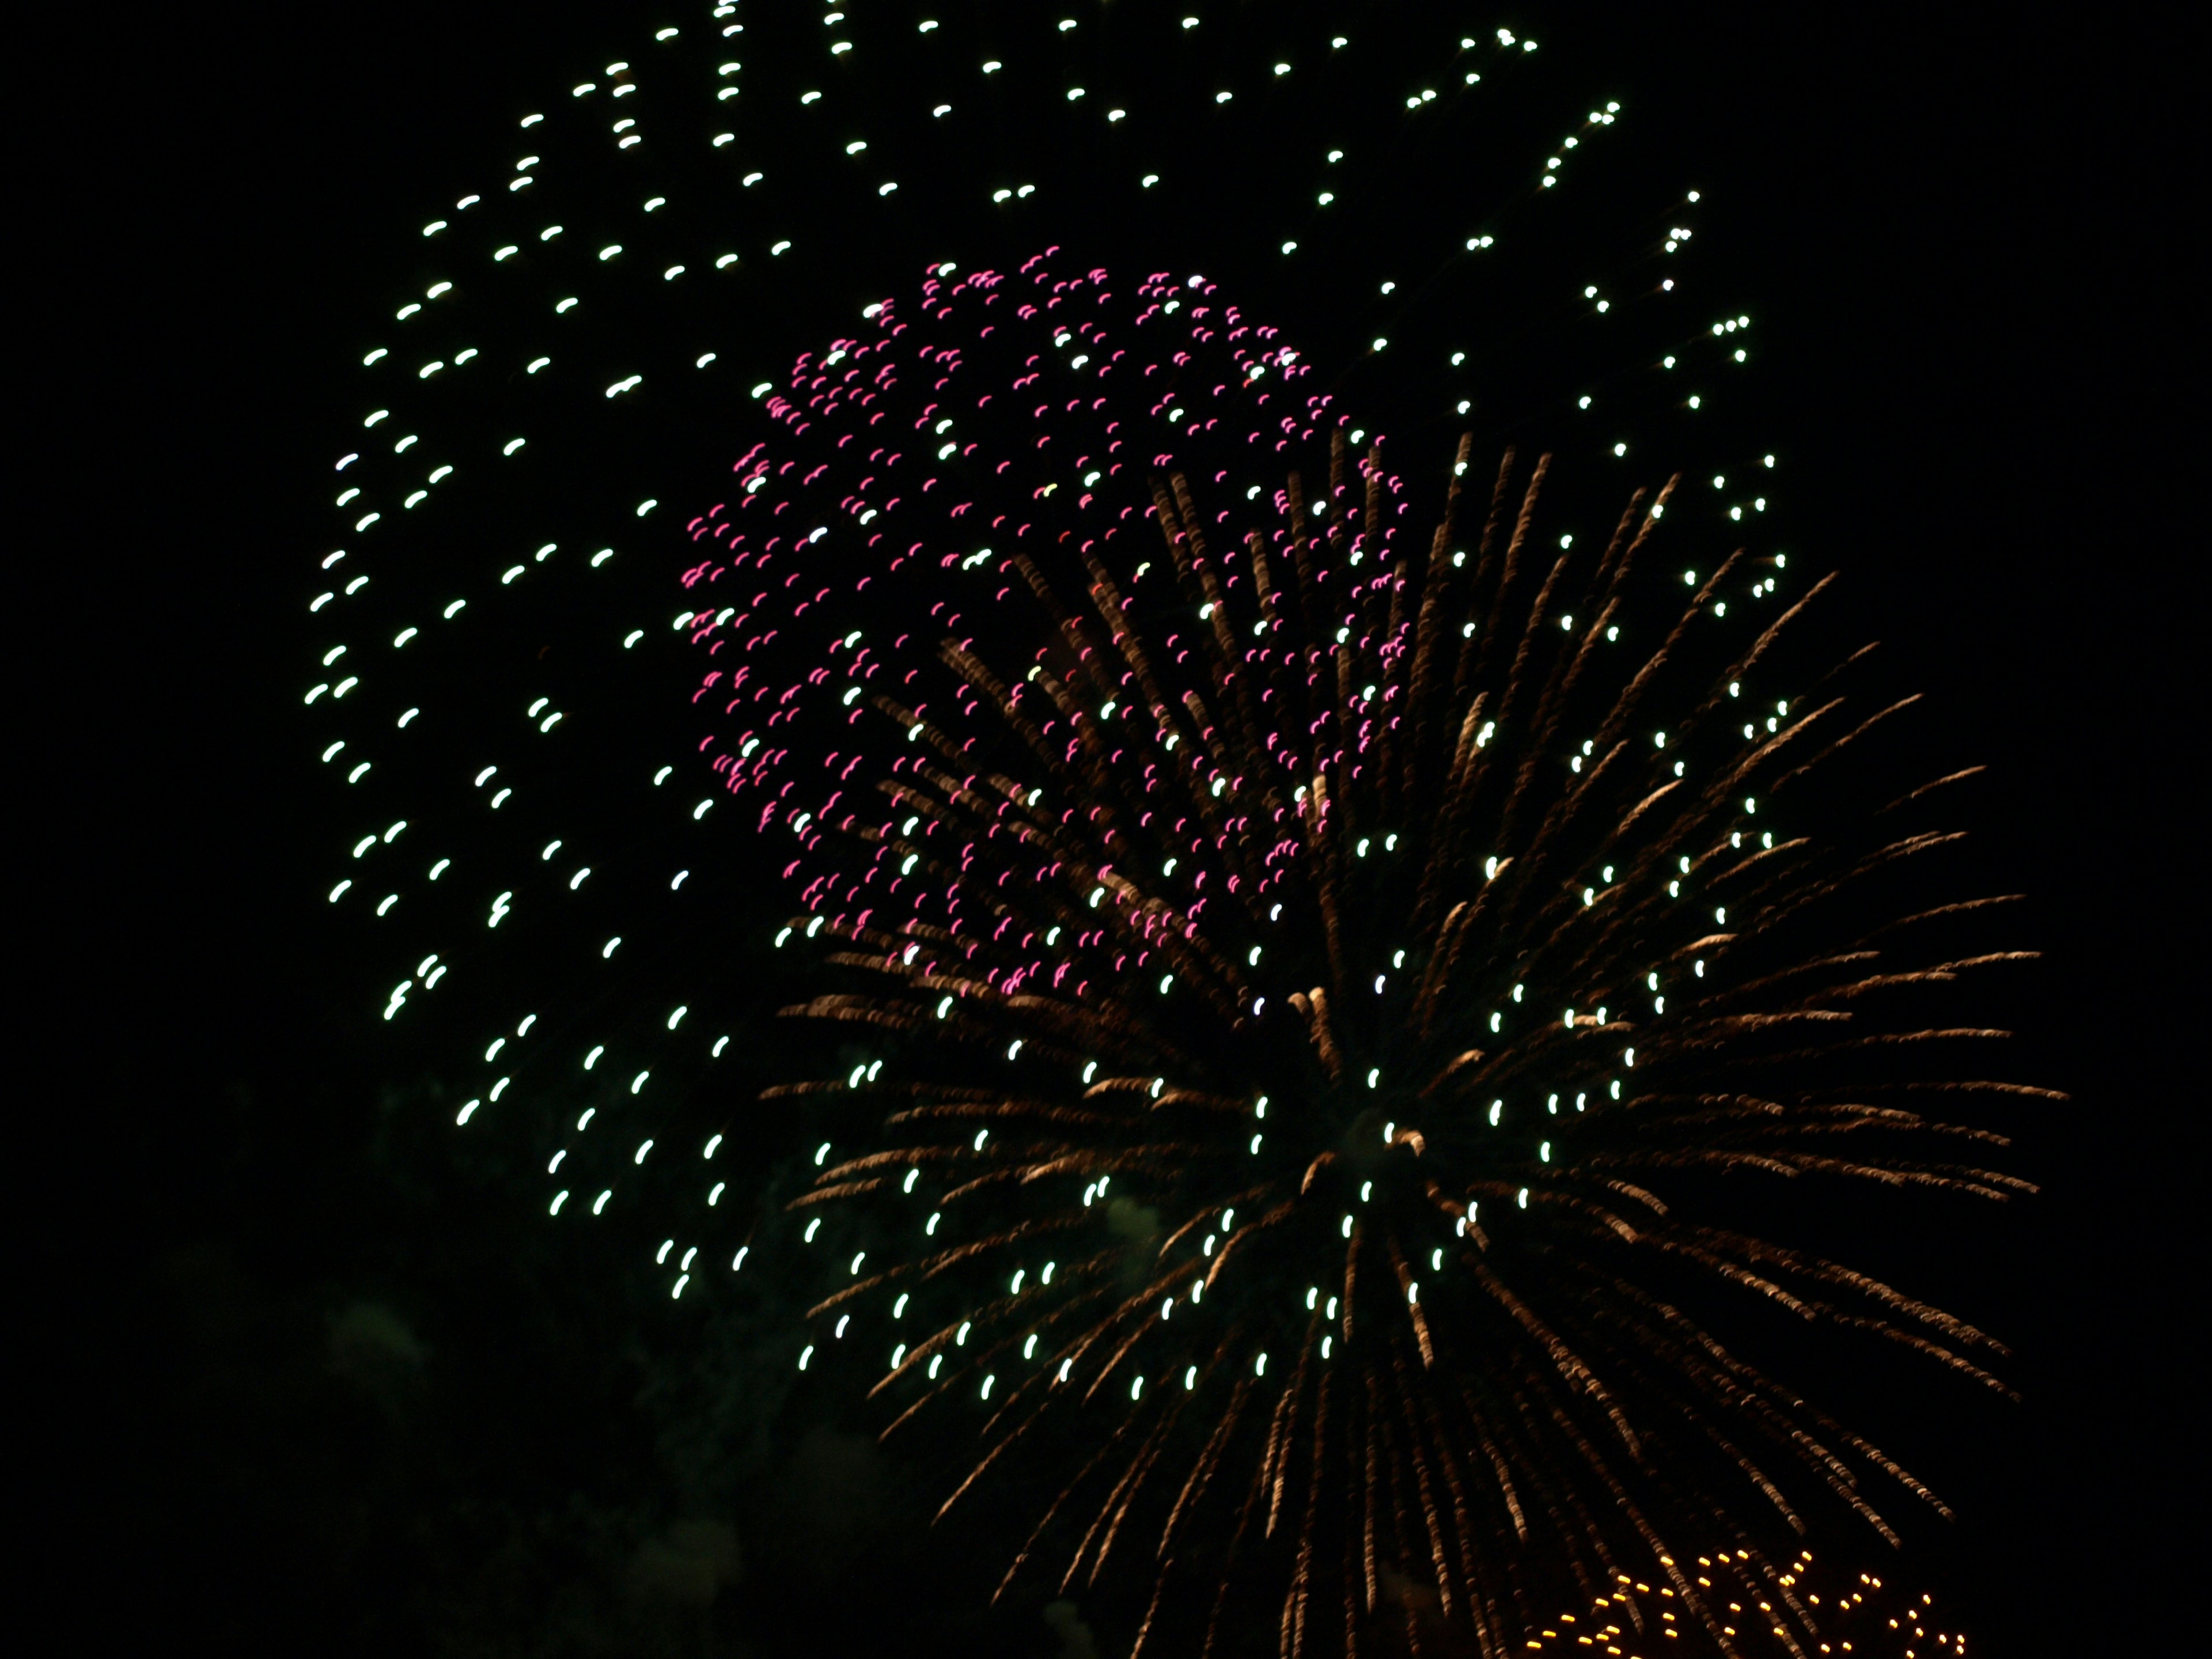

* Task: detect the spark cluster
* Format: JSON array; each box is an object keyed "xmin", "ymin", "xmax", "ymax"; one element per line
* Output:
[
  {"xmin": 309, "ymin": 2, "xmax": 1749, "ymax": 1253},
  {"xmin": 685, "ymin": 252, "xmax": 2041, "ymax": 1653},
  {"xmin": 300, "ymin": 9, "xmax": 2041, "ymax": 1653},
  {"xmin": 1524, "ymin": 1549, "xmax": 1962, "ymax": 1658}
]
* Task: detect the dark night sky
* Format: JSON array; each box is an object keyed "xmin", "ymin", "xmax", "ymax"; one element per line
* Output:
[{"xmin": 30, "ymin": 2, "xmax": 2187, "ymax": 1653}]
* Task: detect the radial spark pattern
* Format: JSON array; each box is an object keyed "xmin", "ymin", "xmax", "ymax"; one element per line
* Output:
[
  {"xmin": 305, "ymin": 9, "xmax": 2038, "ymax": 1652},
  {"xmin": 681, "ymin": 253, "xmax": 2041, "ymax": 1653},
  {"xmin": 310, "ymin": 7, "xmax": 1709, "ymax": 1154}
]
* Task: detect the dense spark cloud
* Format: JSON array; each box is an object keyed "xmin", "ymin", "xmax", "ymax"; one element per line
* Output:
[
  {"xmin": 301, "ymin": 6, "xmax": 2047, "ymax": 1652},
  {"xmin": 308, "ymin": 3, "xmax": 1770, "ymax": 1289},
  {"xmin": 690, "ymin": 253, "xmax": 2043, "ymax": 1653},
  {"xmin": 1522, "ymin": 1549, "xmax": 1961, "ymax": 1658}
]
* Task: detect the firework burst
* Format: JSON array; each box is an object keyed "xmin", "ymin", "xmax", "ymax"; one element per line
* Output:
[{"xmin": 674, "ymin": 252, "xmax": 2046, "ymax": 1654}]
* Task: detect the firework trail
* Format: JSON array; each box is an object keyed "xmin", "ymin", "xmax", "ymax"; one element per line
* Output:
[{"xmin": 686, "ymin": 253, "xmax": 2043, "ymax": 1654}]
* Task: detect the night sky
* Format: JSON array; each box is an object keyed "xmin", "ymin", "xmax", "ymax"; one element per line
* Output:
[{"xmin": 37, "ymin": 2, "xmax": 2185, "ymax": 1653}]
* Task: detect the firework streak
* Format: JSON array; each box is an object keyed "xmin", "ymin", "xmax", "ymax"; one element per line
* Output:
[{"xmin": 682, "ymin": 253, "xmax": 2043, "ymax": 1656}]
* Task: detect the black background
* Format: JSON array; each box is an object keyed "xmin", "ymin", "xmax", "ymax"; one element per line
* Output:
[{"xmin": 31, "ymin": 1, "xmax": 2184, "ymax": 1652}]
